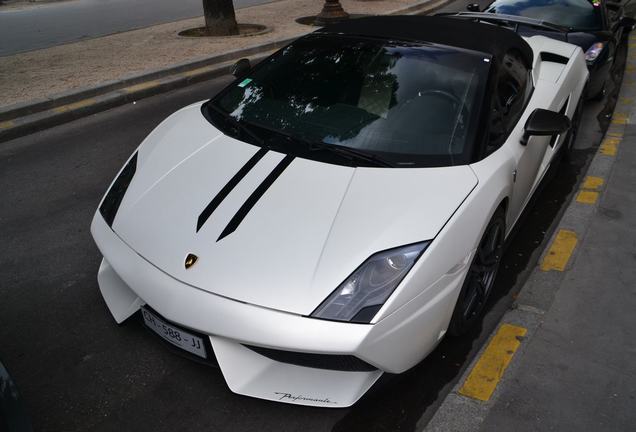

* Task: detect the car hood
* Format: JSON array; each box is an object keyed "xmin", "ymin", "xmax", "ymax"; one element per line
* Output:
[{"xmin": 112, "ymin": 103, "xmax": 478, "ymax": 315}]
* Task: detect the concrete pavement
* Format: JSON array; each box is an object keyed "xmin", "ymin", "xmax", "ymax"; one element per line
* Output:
[{"xmin": 424, "ymin": 33, "xmax": 636, "ymax": 432}]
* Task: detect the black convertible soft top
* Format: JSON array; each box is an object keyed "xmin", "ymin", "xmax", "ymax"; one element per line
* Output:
[{"xmin": 316, "ymin": 15, "xmax": 534, "ymax": 68}]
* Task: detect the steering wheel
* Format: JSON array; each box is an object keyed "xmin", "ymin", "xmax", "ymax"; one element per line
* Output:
[
  {"xmin": 417, "ymin": 89, "xmax": 463, "ymax": 109},
  {"xmin": 418, "ymin": 88, "xmax": 469, "ymax": 120}
]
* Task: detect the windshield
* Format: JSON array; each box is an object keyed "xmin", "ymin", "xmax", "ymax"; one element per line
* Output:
[
  {"xmin": 208, "ymin": 35, "xmax": 490, "ymax": 167},
  {"xmin": 485, "ymin": 0, "xmax": 603, "ymax": 31}
]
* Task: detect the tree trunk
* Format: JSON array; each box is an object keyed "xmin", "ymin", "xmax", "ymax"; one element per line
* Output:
[
  {"xmin": 315, "ymin": 0, "xmax": 349, "ymax": 26},
  {"xmin": 202, "ymin": 0, "xmax": 239, "ymax": 36}
]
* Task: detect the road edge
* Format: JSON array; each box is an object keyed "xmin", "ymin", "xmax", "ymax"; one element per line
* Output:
[
  {"xmin": 418, "ymin": 35, "xmax": 636, "ymax": 432},
  {"xmin": 0, "ymin": 0, "xmax": 451, "ymax": 144}
]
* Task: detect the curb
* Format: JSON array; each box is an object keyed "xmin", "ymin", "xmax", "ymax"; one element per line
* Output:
[
  {"xmin": 0, "ymin": 0, "xmax": 451, "ymax": 144},
  {"xmin": 419, "ymin": 35, "xmax": 636, "ymax": 432},
  {"xmin": 0, "ymin": 42, "xmax": 287, "ymax": 143}
]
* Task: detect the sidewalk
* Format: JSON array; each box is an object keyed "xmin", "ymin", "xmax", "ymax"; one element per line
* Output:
[
  {"xmin": 425, "ymin": 35, "xmax": 636, "ymax": 432},
  {"xmin": 0, "ymin": 0, "xmax": 434, "ymax": 110}
]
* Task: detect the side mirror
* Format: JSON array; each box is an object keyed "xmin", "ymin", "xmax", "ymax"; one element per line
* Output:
[
  {"xmin": 521, "ymin": 108, "xmax": 571, "ymax": 145},
  {"xmin": 230, "ymin": 58, "xmax": 251, "ymax": 78},
  {"xmin": 466, "ymin": 3, "xmax": 480, "ymax": 11}
]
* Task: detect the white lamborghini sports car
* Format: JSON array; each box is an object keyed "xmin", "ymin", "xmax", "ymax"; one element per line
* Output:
[{"xmin": 91, "ymin": 16, "xmax": 588, "ymax": 407}]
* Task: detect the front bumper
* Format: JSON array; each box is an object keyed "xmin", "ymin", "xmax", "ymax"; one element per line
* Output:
[{"xmin": 91, "ymin": 213, "xmax": 464, "ymax": 407}]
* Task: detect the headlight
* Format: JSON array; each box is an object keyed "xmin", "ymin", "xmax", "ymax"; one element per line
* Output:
[
  {"xmin": 99, "ymin": 152, "xmax": 138, "ymax": 227},
  {"xmin": 311, "ymin": 241, "xmax": 431, "ymax": 324},
  {"xmin": 585, "ymin": 42, "xmax": 605, "ymax": 63}
]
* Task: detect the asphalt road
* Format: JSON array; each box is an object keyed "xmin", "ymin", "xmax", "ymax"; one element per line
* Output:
[
  {"xmin": 0, "ymin": 0, "xmax": 274, "ymax": 57},
  {"xmin": 0, "ymin": 9, "xmax": 623, "ymax": 432}
]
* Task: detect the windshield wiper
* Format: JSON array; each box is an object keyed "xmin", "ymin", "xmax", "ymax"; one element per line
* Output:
[
  {"xmin": 246, "ymin": 121, "xmax": 304, "ymax": 151},
  {"xmin": 252, "ymin": 122, "xmax": 395, "ymax": 167},
  {"xmin": 251, "ymin": 122, "xmax": 395, "ymax": 167},
  {"xmin": 207, "ymin": 111, "xmax": 395, "ymax": 168},
  {"xmin": 308, "ymin": 141, "xmax": 395, "ymax": 168},
  {"xmin": 206, "ymin": 103, "xmax": 267, "ymax": 148}
]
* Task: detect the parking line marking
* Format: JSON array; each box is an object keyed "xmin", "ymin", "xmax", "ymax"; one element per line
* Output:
[
  {"xmin": 576, "ymin": 190, "xmax": 600, "ymax": 204},
  {"xmin": 581, "ymin": 176, "xmax": 604, "ymax": 191},
  {"xmin": 541, "ymin": 229, "xmax": 578, "ymax": 271},
  {"xmin": 123, "ymin": 80, "xmax": 161, "ymax": 93},
  {"xmin": 53, "ymin": 98, "xmax": 96, "ymax": 113},
  {"xmin": 0, "ymin": 120, "xmax": 15, "ymax": 129},
  {"xmin": 458, "ymin": 324, "xmax": 527, "ymax": 402},
  {"xmin": 600, "ymin": 136, "xmax": 620, "ymax": 156}
]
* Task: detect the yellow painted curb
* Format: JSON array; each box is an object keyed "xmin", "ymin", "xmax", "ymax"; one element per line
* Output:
[
  {"xmin": 459, "ymin": 323, "xmax": 527, "ymax": 402},
  {"xmin": 611, "ymin": 112, "xmax": 629, "ymax": 125},
  {"xmin": 541, "ymin": 229, "xmax": 578, "ymax": 271},
  {"xmin": 181, "ymin": 66, "xmax": 214, "ymax": 77},
  {"xmin": 576, "ymin": 190, "xmax": 600, "ymax": 204},
  {"xmin": 581, "ymin": 176, "xmax": 604, "ymax": 191},
  {"xmin": 576, "ymin": 176, "xmax": 604, "ymax": 205},
  {"xmin": 0, "ymin": 120, "xmax": 15, "ymax": 130},
  {"xmin": 53, "ymin": 98, "xmax": 96, "ymax": 114},
  {"xmin": 600, "ymin": 136, "xmax": 620, "ymax": 156},
  {"xmin": 123, "ymin": 80, "xmax": 161, "ymax": 93}
]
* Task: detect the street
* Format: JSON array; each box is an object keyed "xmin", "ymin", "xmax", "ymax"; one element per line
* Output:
[
  {"xmin": 0, "ymin": 52, "xmax": 621, "ymax": 431},
  {"xmin": 0, "ymin": 0, "xmax": 274, "ymax": 56}
]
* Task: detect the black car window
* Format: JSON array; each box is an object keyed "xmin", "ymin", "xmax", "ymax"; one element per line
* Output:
[
  {"xmin": 208, "ymin": 34, "xmax": 491, "ymax": 168},
  {"xmin": 487, "ymin": 50, "xmax": 533, "ymax": 154},
  {"xmin": 486, "ymin": 0, "xmax": 603, "ymax": 31}
]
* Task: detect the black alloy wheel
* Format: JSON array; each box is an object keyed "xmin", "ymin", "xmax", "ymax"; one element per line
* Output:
[
  {"xmin": 448, "ymin": 209, "xmax": 505, "ymax": 336},
  {"xmin": 588, "ymin": 82, "xmax": 606, "ymax": 101}
]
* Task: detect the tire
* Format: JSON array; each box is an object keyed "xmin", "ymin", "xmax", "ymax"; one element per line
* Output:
[
  {"xmin": 448, "ymin": 208, "xmax": 505, "ymax": 337},
  {"xmin": 586, "ymin": 81, "xmax": 606, "ymax": 101}
]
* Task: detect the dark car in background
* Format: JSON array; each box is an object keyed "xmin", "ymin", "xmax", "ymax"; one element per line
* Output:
[{"xmin": 447, "ymin": 0, "xmax": 635, "ymax": 98}]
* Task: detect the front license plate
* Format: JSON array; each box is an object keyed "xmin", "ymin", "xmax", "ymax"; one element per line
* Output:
[{"xmin": 141, "ymin": 307, "xmax": 207, "ymax": 359}]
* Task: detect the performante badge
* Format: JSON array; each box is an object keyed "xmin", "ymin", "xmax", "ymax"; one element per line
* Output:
[{"xmin": 184, "ymin": 254, "xmax": 198, "ymax": 269}]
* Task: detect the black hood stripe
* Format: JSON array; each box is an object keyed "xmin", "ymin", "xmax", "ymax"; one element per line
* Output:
[
  {"xmin": 196, "ymin": 147, "xmax": 268, "ymax": 232},
  {"xmin": 217, "ymin": 155, "xmax": 295, "ymax": 242}
]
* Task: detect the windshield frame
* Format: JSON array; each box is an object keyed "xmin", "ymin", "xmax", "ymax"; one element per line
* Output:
[{"xmin": 204, "ymin": 34, "xmax": 493, "ymax": 168}]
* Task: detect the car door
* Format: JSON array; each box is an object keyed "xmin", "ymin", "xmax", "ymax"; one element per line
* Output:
[{"xmin": 489, "ymin": 51, "xmax": 549, "ymax": 224}]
